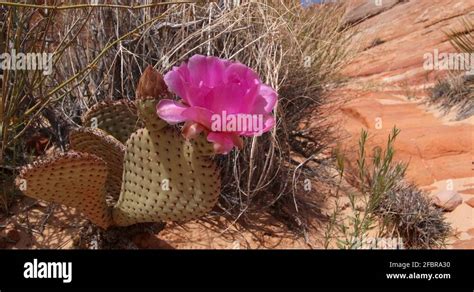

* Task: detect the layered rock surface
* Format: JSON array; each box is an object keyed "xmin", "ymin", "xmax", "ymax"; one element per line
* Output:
[{"xmin": 336, "ymin": 0, "xmax": 474, "ymax": 248}]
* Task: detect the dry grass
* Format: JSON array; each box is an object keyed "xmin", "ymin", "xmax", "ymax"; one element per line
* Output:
[
  {"xmin": 377, "ymin": 181, "xmax": 451, "ymax": 249},
  {"xmin": 429, "ymin": 73, "xmax": 474, "ymax": 120},
  {"xmin": 428, "ymin": 16, "xmax": 474, "ymax": 120}
]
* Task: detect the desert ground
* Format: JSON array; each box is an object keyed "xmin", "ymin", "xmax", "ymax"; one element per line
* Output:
[{"xmin": 0, "ymin": 0, "xmax": 472, "ymax": 249}]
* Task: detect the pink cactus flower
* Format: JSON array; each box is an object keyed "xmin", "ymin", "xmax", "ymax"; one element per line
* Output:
[{"xmin": 156, "ymin": 54, "xmax": 278, "ymax": 154}]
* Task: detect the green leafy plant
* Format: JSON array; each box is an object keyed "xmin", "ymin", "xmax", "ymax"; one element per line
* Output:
[{"xmin": 325, "ymin": 127, "xmax": 450, "ymax": 249}]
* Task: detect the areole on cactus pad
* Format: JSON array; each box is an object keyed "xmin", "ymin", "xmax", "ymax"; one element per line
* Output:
[{"xmin": 16, "ymin": 56, "xmax": 278, "ymax": 229}]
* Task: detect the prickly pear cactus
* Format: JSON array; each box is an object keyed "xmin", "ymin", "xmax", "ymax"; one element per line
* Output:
[
  {"xmin": 82, "ymin": 100, "xmax": 142, "ymax": 144},
  {"xmin": 70, "ymin": 128, "xmax": 125, "ymax": 202},
  {"xmin": 16, "ymin": 66, "xmax": 222, "ymax": 229},
  {"xmin": 112, "ymin": 99, "xmax": 221, "ymax": 226},
  {"xmin": 16, "ymin": 152, "xmax": 112, "ymax": 229},
  {"xmin": 112, "ymin": 66, "xmax": 220, "ymax": 226}
]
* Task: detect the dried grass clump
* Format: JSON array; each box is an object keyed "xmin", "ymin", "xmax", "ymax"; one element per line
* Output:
[
  {"xmin": 1, "ymin": 1, "xmax": 353, "ymax": 237},
  {"xmin": 428, "ymin": 16, "xmax": 474, "ymax": 120},
  {"xmin": 429, "ymin": 74, "xmax": 474, "ymax": 120},
  {"xmin": 378, "ymin": 181, "xmax": 451, "ymax": 249}
]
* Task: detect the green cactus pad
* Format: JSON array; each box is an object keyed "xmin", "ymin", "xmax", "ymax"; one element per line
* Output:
[
  {"xmin": 15, "ymin": 67, "xmax": 224, "ymax": 230},
  {"xmin": 82, "ymin": 100, "xmax": 142, "ymax": 144},
  {"xmin": 112, "ymin": 126, "xmax": 221, "ymax": 226},
  {"xmin": 16, "ymin": 151, "xmax": 112, "ymax": 229},
  {"xmin": 69, "ymin": 128, "xmax": 126, "ymax": 203},
  {"xmin": 136, "ymin": 97, "xmax": 168, "ymax": 133}
]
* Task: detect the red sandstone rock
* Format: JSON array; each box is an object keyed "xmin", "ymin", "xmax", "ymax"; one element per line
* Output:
[
  {"xmin": 343, "ymin": 0, "xmax": 402, "ymax": 26},
  {"xmin": 466, "ymin": 198, "xmax": 474, "ymax": 208},
  {"xmin": 332, "ymin": 0, "xmax": 474, "ymax": 188},
  {"xmin": 333, "ymin": 2, "xmax": 473, "ymax": 251},
  {"xmin": 433, "ymin": 190, "xmax": 463, "ymax": 211},
  {"xmin": 343, "ymin": 0, "xmax": 474, "ymax": 86}
]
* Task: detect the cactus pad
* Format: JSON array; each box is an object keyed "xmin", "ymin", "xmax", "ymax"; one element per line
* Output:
[
  {"xmin": 16, "ymin": 151, "xmax": 112, "ymax": 229},
  {"xmin": 16, "ymin": 67, "xmax": 223, "ymax": 230},
  {"xmin": 70, "ymin": 128, "xmax": 126, "ymax": 203},
  {"xmin": 82, "ymin": 100, "xmax": 142, "ymax": 144},
  {"xmin": 112, "ymin": 126, "xmax": 221, "ymax": 226}
]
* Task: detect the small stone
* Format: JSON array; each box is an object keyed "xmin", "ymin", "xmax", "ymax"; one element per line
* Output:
[
  {"xmin": 432, "ymin": 190, "xmax": 462, "ymax": 212},
  {"xmin": 452, "ymin": 238, "xmax": 474, "ymax": 249},
  {"xmin": 465, "ymin": 198, "xmax": 474, "ymax": 208}
]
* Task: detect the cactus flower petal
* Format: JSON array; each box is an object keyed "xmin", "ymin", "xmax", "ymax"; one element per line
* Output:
[
  {"xmin": 181, "ymin": 106, "xmax": 214, "ymax": 129},
  {"xmin": 155, "ymin": 99, "xmax": 188, "ymax": 124},
  {"xmin": 182, "ymin": 121, "xmax": 205, "ymax": 140},
  {"xmin": 241, "ymin": 114, "xmax": 276, "ymax": 137},
  {"xmin": 207, "ymin": 132, "xmax": 242, "ymax": 154},
  {"xmin": 256, "ymin": 84, "xmax": 278, "ymax": 113},
  {"xmin": 157, "ymin": 54, "xmax": 278, "ymax": 154}
]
